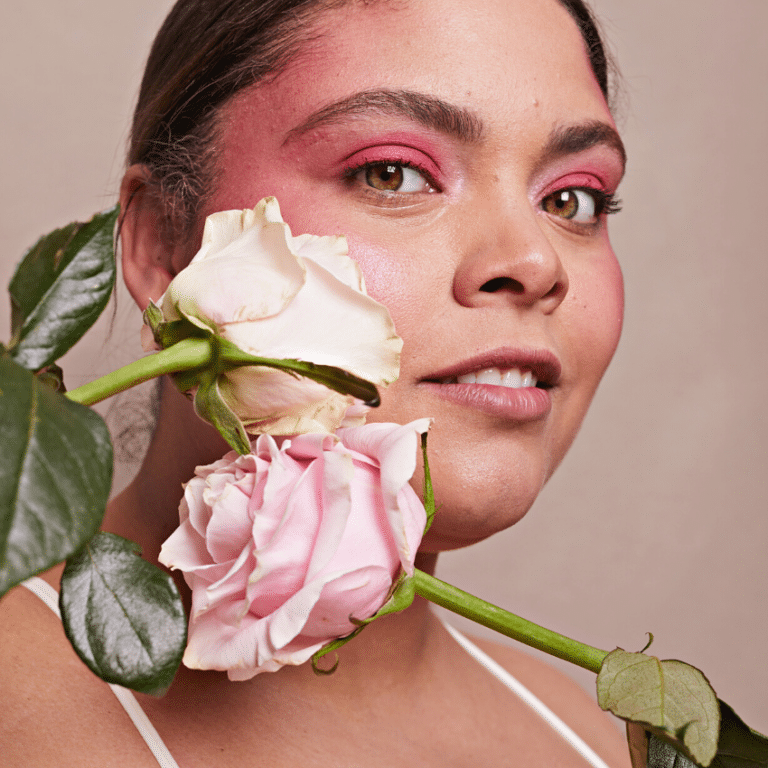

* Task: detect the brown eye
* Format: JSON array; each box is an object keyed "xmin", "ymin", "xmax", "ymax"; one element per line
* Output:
[
  {"xmin": 365, "ymin": 163, "xmax": 404, "ymax": 191},
  {"xmin": 354, "ymin": 162, "xmax": 434, "ymax": 194},
  {"xmin": 542, "ymin": 188, "xmax": 599, "ymax": 224}
]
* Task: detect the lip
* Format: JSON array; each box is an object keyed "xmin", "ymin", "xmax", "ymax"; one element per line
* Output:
[
  {"xmin": 418, "ymin": 347, "xmax": 561, "ymax": 422},
  {"xmin": 422, "ymin": 347, "xmax": 562, "ymax": 387}
]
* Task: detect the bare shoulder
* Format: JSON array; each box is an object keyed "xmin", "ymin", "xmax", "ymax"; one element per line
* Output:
[
  {"xmin": 0, "ymin": 574, "xmax": 161, "ymax": 767},
  {"xmin": 467, "ymin": 633, "xmax": 633, "ymax": 768}
]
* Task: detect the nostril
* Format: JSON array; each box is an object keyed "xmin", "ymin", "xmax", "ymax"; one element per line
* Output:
[
  {"xmin": 480, "ymin": 277, "xmax": 524, "ymax": 293},
  {"xmin": 544, "ymin": 280, "xmax": 566, "ymax": 300}
]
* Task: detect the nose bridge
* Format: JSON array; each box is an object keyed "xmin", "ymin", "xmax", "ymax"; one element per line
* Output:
[{"xmin": 452, "ymin": 191, "xmax": 568, "ymax": 311}]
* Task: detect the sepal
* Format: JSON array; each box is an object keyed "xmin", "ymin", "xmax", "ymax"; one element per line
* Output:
[
  {"xmin": 143, "ymin": 300, "xmax": 212, "ymax": 350},
  {"xmin": 311, "ymin": 571, "xmax": 416, "ymax": 674},
  {"xmin": 192, "ymin": 368, "xmax": 251, "ymax": 455}
]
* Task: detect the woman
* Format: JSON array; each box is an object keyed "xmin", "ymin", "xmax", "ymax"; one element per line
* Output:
[{"xmin": 1, "ymin": 0, "xmax": 632, "ymax": 764}]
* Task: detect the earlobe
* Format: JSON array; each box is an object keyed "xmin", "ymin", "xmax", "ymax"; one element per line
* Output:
[{"xmin": 119, "ymin": 165, "xmax": 178, "ymax": 309}]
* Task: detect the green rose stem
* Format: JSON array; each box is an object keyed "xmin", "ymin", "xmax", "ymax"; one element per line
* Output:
[
  {"xmin": 65, "ymin": 336, "xmax": 380, "ymax": 408},
  {"xmin": 412, "ymin": 569, "xmax": 608, "ymax": 674},
  {"xmin": 65, "ymin": 337, "xmax": 214, "ymax": 406}
]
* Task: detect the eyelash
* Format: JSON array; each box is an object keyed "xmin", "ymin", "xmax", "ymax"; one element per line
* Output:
[
  {"xmin": 588, "ymin": 189, "xmax": 622, "ymax": 216},
  {"xmin": 540, "ymin": 186, "xmax": 623, "ymax": 228}
]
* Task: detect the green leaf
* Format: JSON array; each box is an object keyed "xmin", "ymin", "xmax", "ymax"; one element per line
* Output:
[
  {"xmin": 7, "ymin": 206, "xmax": 118, "ymax": 370},
  {"xmin": 711, "ymin": 700, "xmax": 768, "ymax": 767},
  {"xmin": 0, "ymin": 356, "xmax": 113, "ymax": 596},
  {"xmin": 626, "ymin": 701, "xmax": 768, "ymax": 768},
  {"xmin": 192, "ymin": 369, "xmax": 251, "ymax": 455},
  {"xmin": 60, "ymin": 533, "xmax": 187, "ymax": 696},
  {"xmin": 597, "ymin": 649, "xmax": 720, "ymax": 766}
]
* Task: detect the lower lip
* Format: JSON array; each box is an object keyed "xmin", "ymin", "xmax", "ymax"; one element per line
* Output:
[{"xmin": 419, "ymin": 382, "xmax": 552, "ymax": 421}]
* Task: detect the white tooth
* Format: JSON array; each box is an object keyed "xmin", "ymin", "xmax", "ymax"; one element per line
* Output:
[
  {"xmin": 457, "ymin": 372, "xmax": 477, "ymax": 384},
  {"xmin": 476, "ymin": 368, "xmax": 502, "ymax": 385},
  {"xmin": 521, "ymin": 371, "xmax": 534, "ymax": 388},
  {"xmin": 501, "ymin": 369, "xmax": 523, "ymax": 388}
]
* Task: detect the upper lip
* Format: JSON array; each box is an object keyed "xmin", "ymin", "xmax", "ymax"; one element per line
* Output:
[{"xmin": 420, "ymin": 347, "xmax": 562, "ymax": 388}]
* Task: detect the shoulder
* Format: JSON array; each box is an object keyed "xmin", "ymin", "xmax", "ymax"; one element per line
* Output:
[
  {"xmin": 466, "ymin": 632, "xmax": 633, "ymax": 768},
  {"xmin": 0, "ymin": 572, "xmax": 161, "ymax": 766}
]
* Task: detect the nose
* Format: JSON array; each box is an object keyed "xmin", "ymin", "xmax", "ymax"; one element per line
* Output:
[{"xmin": 452, "ymin": 204, "xmax": 569, "ymax": 314}]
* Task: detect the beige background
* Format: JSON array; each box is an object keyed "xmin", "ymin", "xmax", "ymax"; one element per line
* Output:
[{"xmin": 1, "ymin": 1, "xmax": 766, "ymax": 728}]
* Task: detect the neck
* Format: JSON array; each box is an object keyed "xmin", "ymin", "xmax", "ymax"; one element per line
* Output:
[{"xmin": 103, "ymin": 380, "xmax": 231, "ymax": 564}]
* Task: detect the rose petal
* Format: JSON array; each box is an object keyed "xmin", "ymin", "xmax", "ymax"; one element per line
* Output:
[
  {"xmin": 221, "ymin": 257, "xmax": 401, "ymax": 384},
  {"xmin": 162, "ymin": 419, "xmax": 426, "ymax": 678},
  {"xmin": 338, "ymin": 419, "xmax": 430, "ymax": 574}
]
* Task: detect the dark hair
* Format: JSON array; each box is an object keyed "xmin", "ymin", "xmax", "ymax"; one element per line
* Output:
[{"xmin": 129, "ymin": 0, "xmax": 614, "ymax": 242}]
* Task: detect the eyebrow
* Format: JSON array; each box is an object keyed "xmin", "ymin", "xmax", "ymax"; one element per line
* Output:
[
  {"xmin": 283, "ymin": 88, "xmax": 626, "ymax": 173},
  {"xmin": 282, "ymin": 89, "xmax": 485, "ymax": 146},
  {"xmin": 542, "ymin": 121, "xmax": 627, "ymax": 173}
]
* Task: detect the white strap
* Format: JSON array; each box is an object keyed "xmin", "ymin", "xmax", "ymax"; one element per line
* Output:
[
  {"xmin": 22, "ymin": 575, "xmax": 609, "ymax": 767},
  {"xmin": 20, "ymin": 577, "xmax": 182, "ymax": 768},
  {"xmin": 443, "ymin": 621, "xmax": 613, "ymax": 768}
]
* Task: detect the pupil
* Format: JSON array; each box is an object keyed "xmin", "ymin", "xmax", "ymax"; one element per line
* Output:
[
  {"xmin": 366, "ymin": 163, "xmax": 403, "ymax": 190},
  {"xmin": 553, "ymin": 191, "xmax": 577, "ymax": 218}
]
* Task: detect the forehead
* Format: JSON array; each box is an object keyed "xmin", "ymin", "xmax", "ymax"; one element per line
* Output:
[
  {"xmin": 229, "ymin": 0, "xmax": 611, "ymax": 136},
  {"xmin": 208, "ymin": 0, "xmax": 620, "ymax": 221}
]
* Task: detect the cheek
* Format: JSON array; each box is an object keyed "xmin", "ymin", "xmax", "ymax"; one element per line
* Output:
[
  {"xmin": 570, "ymin": 251, "xmax": 624, "ymax": 381},
  {"xmin": 345, "ymin": 237, "xmax": 414, "ymax": 315}
]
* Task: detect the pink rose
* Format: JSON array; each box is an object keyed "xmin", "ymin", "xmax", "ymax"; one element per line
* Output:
[{"xmin": 159, "ymin": 419, "xmax": 430, "ymax": 679}]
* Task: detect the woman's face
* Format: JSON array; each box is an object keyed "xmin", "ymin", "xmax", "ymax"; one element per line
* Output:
[{"xmin": 199, "ymin": 0, "xmax": 625, "ymax": 550}]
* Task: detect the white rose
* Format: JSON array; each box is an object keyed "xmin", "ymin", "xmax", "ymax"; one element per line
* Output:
[{"xmin": 154, "ymin": 197, "xmax": 402, "ymax": 435}]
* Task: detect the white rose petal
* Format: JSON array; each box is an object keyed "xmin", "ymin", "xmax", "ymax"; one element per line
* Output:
[{"xmin": 151, "ymin": 196, "xmax": 402, "ymax": 435}]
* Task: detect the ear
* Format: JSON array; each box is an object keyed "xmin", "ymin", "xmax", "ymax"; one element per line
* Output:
[{"xmin": 119, "ymin": 165, "xmax": 184, "ymax": 310}]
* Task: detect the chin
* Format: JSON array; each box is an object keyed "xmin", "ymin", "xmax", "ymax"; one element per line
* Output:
[{"xmin": 412, "ymin": 455, "xmax": 546, "ymax": 553}]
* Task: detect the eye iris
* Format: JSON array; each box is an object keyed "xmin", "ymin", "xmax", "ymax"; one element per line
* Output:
[
  {"xmin": 365, "ymin": 163, "xmax": 404, "ymax": 191},
  {"xmin": 546, "ymin": 190, "xmax": 578, "ymax": 219}
]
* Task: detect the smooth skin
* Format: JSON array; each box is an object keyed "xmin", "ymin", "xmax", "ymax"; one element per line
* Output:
[{"xmin": 1, "ymin": 0, "xmax": 631, "ymax": 765}]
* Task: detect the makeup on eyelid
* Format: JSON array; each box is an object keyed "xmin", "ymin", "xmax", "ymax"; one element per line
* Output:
[
  {"xmin": 532, "ymin": 149, "xmax": 625, "ymax": 198},
  {"xmin": 342, "ymin": 144, "xmax": 442, "ymax": 189},
  {"xmin": 279, "ymin": 98, "xmax": 625, "ymax": 211},
  {"xmin": 285, "ymin": 123, "xmax": 458, "ymax": 181}
]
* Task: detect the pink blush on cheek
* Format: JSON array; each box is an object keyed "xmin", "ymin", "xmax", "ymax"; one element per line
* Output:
[
  {"xmin": 579, "ymin": 250, "xmax": 624, "ymax": 355},
  {"xmin": 343, "ymin": 239, "xmax": 409, "ymax": 305}
]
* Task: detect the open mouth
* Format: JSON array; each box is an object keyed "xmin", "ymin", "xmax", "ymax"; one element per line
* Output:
[{"xmin": 435, "ymin": 367, "xmax": 551, "ymax": 390}]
